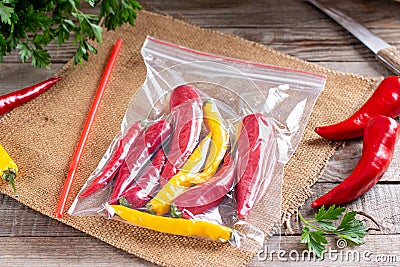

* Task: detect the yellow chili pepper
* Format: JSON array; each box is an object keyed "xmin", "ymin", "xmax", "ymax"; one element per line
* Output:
[
  {"xmin": 198, "ymin": 99, "xmax": 230, "ymax": 181},
  {"xmin": 147, "ymin": 133, "xmax": 212, "ymax": 215},
  {"xmin": 107, "ymin": 204, "xmax": 232, "ymax": 242},
  {"xmin": 0, "ymin": 144, "xmax": 18, "ymax": 197}
]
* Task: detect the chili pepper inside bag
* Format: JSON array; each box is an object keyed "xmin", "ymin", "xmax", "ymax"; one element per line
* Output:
[
  {"xmin": 109, "ymin": 119, "xmax": 172, "ymax": 204},
  {"xmin": 69, "ymin": 36, "xmax": 326, "ymax": 251},
  {"xmin": 236, "ymin": 113, "xmax": 277, "ymax": 220},
  {"xmin": 159, "ymin": 85, "xmax": 203, "ymax": 185}
]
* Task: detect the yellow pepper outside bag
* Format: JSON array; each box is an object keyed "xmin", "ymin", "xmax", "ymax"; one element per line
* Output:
[{"xmin": 0, "ymin": 144, "xmax": 18, "ymax": 197}]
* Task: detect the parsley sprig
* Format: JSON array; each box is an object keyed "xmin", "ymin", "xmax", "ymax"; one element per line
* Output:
[
  {"xmin": 299, "ymin": 205, "xmax": 368, "ymax": 259},
  {"xmin": 0, "ymin": 0, "xmax": 142, "ymax": 68}
]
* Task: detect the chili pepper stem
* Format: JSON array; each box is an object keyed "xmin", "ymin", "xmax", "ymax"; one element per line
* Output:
[
  {"xmin": 170, "ymin": 204, "xmax": 183, "ymax": 218},
  {"xmin": 298, "ymin": 212, "xmax": 325, "ymax": 232},
  {"xmin": 146, "ymin": 204, "xmax": 156, "ymax": 215},
  {"xmin": 118, "ymin": 197, "xmax": 132, "ymax": 208},
  {"xmin": 2, "ymin": 168, "xmax": 18, "ymax": 197}
]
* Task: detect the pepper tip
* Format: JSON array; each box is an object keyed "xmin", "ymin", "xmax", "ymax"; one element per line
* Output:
[{"xmin": 311, "ymin": 200, "xmax": 320, "ymax": 209}]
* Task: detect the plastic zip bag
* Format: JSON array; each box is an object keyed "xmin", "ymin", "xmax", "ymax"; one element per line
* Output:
[{"xmin": 69, "ymin": 36, "xmax": 326, "ymax": 251}]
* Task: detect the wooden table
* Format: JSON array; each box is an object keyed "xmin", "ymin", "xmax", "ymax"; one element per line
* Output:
[{"xmin": 1, "ymin": 0, "xmax": 399, "ymax": 266}]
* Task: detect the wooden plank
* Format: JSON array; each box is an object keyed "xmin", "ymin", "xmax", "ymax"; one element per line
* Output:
[
  {"xmin": 142, "ymin": 0, "xmax": 400, "ymax": 29},
  {"xmin": 0, "ymin": 236, "xmax": 153, "ymax": 267},
  {"xmin": 0, "ymin": 28, "xmax": 384, "ymax": 64},
  {"xmin": 249, "ymin": 234, "xmax": 400, "ymax": 266},
  {"xmin": 320, "ymin": 139, "xmax": 400, "ymax": 183},
  {"xmin": 2, "ymin": 2, "xmax": 399, "ymax": 65},
  {"xmin": 317, "ymin": 62, "xmax": 389, "ymax": 77},
  {"xmin": 287, "ymin": 183, "xmax": 400, "ymax": 235},
  {"xmin": 0, "ymin": 195, "xmax": 84, "ymax": 237},
  {"xmin": 1, "ymin": 41, "xmax": 77, "ymax": 64},
  {"xmin": 0, "ymin": 64, "xmax": 64, "ymax": 94},
  {"xmin": 1, "ymin": 33, "xmax": 378, "ymax": 65},
  {"xmin": 0, "ymin": 234, "xmax": 398, "ymax": 266},
  {"xmin": 1, "ymin": 233, "xmax": 398, "ymax": 266},
  {"xmin": 217, "ymin": 28, "xmax": 399, "ymax": 63}
]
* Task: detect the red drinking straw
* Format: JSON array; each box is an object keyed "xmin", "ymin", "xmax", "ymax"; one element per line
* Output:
[{"xmin": 55, "ymin": 39, "xmax": 124, "ymax": 219}]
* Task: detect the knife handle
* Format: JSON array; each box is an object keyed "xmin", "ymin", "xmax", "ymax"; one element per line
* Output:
[{"xmin": 376, "ymin": 46, "xmax": 400, "ymax": 76}]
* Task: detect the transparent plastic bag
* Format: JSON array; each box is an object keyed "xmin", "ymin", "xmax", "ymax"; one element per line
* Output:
[{"xmin": 69, "ymin": 36, "xmax": 326, "ymax": 251}]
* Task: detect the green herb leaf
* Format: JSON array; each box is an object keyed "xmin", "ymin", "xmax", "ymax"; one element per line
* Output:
[
  {"xmin": 0, "ymin": 0, "xmax": 141, "ymax": 68},
  {"xmin": 17, "ymin": 42, "xmax": 33, "ymax": 63},
  {"xmin": 314, "ymin": 205, "xmax": 346, "ymax": 231},
  {"xmin": 336, "ymin": 211, "xmax": 368, "ymax": 245},
  {"xmin": 0, "ymin": 2, "xmax": 14, "ymax": 25},
  {"xmin": 315, "ymin": 205, "xmax": 346, "ymax": 222},
  {"xmin": 31, "ymin": 48, "xmax": 51, "ymax": 69},
  {"xmin": 299, "ymin": 206, "xmax": 368, "ymax": 259},
  {"xmin": 301, "ymin": 227, "xmax": 327, "ymax": 259}
]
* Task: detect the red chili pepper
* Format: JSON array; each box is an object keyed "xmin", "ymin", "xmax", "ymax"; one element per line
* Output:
[
  {"xmin": 118, "ymin": 149, "xmax": 166, "ymax": 209},
  {"xmin": 160, "ymin": 85, "xmax": 202, "ymax": 184},
  {"xmin": 109, "ymin": 120, "xmax": 171, "ymax": 203},
  {"xmin": 78, "ymin": 121, "xmax": 145, "ymax": 198},
  {"xmin": 236, "ymin": 113, "xmax": 276, "ymax": 219},
  {"xmin": 0, "ymin": 76, "xmax": 61, "ymax": 115},
  {"xmin": 171, "ymin": 153, "xmax": 235, "ymax": 219},
  {"xmin": 312, "ymin": 115, "xmax": 400, "ymax": 208},
  {"xmin": 315, "ymin": 76, "xmax": 400, "ymax": 140}
]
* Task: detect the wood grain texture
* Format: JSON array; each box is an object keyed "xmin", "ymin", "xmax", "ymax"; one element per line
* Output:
[
  {"xmin": 0, "ymin": 0, "xmax": 400, "ymax": 266},
  {"xmin": 287, "ymin": 183, "xmax": 400, "ymax": 235},
  {"xmin": 0, "ymin": 237, "xmax": 154, "ymax": 267},
  {"xmin": 249, "ymin": 235, "xmax": 400, "ymax": 266},
  {"xmin": 320, "ymin": 139, "xmax": 400, "ymax": 183}
]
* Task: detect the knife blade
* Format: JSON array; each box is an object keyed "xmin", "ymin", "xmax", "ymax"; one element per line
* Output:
[{"xmin": 308, "ymin": 0, "xmax": 400, "ymax": 75}]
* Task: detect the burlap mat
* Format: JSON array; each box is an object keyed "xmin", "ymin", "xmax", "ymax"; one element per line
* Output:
[{"xmin": 0, "ymin": 10, "xmax": 378, "ymax": 267}]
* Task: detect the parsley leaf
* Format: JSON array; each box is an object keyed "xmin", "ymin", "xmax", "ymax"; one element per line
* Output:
[
  {"xmin": 0, "ymin": 2, "xmax": 13, "ymax": 25},
  {"xmin": 315, "ymin": 205, "xmax": 346, "ymax": 231},
  {"xmin": 0, "ymin": 0, "xmax": 142, "ymax": 68},
  {"xmin": 301, "ymin": 227, "xmax": 327, "ymax": 259},
  {"xmin": 336, "ymin": 211, "xmax": 368, "ymax": 245},
  {"xmin": 299, "ymin": 205, "xmax": 368, "ymax": 259}
]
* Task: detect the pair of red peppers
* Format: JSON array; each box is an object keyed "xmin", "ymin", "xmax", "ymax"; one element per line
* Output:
[
  {"xmin": 312, "ymin": 76, "xmax": 400, "ymax": 208},
  {"xmin": 79, "ymin": 119, "xmax": 171, "ymax": 204}
]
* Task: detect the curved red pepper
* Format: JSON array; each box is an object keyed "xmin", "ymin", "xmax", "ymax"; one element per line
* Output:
[
  {"xmin": 0, "ymin": 76, "xmax": 61, "ymax": 115},
  {"xmin": 315, "ymin": 76, "xmax": 400, "ymax": 140},
  {"xmin": 171, "ymin": 153, "xmax": 235, "ymax": 219},
  {"xmin": 118, "ymin": 149, "xmax": 166, "ymax": 209},
  {"xmin": 236, "ymin": 113, "xmax": 276, "ymax": 219},
  {"xmin": 109, "ymin": 120, "xmax": 171, "ymax": 203},
  {"xmin": 78, "ymin": 121, "xmax": 145, "ymax": 198},
  {"xmin": 160, "ymin": 85, "xmax": 202, "ymax": 184},
  {"xmin": 312, "ymin": 115, "xmax": 400, "ymax": 208}
]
